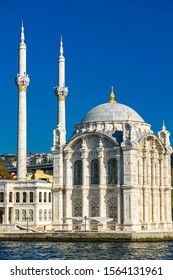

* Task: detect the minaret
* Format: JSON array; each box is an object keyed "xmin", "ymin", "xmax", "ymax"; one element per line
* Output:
[
  {"xmin": 15, "ymin": 21, "xmax": 30, "ymax": 181},
  {"xmin": 158, "ymin": 121, "xmax": 171, "ymax": 150},
  {"xmin": 54, "ymin": 36, "xmax": 68, "ymax": 135}
]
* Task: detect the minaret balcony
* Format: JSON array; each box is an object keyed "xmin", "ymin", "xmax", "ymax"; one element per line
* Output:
[
  {"xmin": 54, "ymin": 86, "xmax": 68, "ymax": 99},
  {"xmin": 15, "ymin": 74, "xmax": 30, "ymax": 88}
]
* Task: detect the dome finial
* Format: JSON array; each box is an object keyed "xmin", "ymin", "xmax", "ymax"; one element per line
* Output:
[{"xmin": 109, "ymin": 86, "xmax": 116, "ymax": 103}]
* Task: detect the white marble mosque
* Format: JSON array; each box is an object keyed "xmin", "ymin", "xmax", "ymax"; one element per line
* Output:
[{"xmin": 0, "ymin": 23, "xmax": 172, "ymax": 233}]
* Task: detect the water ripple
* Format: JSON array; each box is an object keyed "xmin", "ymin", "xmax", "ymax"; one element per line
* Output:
[{"xmin": 0, "ymin": 241, "xmax": 173, "ymax": 260}]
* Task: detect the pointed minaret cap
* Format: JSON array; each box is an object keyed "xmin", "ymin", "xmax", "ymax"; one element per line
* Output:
[
  {"xmin": 109, "ymin": 86, "xmax": 116, "ymax": 103},
  {"xmin": 60, "ymin": 35, "xmax": 63, "ymax": 56},
  {"xmin": 20, "ymin": 20, "xmax": 25, "ymax": 43},
  {"xmin": 162, "ymin": 120, "xmax": 166, "ymax": 131}
]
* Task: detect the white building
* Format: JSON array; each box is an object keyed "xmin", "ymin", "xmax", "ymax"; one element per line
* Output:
[{"xmin": 0, "ymin": 23, "xmax": 172, "ymax": 233}]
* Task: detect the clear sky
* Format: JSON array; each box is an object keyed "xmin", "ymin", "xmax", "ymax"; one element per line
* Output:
[{"xmin": 0, "ymin": 0, "xmax": 173, "ymax": 154}]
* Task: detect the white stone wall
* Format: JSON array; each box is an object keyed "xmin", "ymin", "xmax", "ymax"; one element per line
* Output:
[{"xmin": 52, "ymin": 128, "xmax": 172, "ymax": 232}]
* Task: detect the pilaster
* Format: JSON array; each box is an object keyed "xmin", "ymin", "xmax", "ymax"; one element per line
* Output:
[
  {"xmin": 80, "ymin": 139, "xmax": 90, "ymax": 230},
  {"xmin": 64, "ymin": 151, "xmax": 73, "ymax": 230},
  {"xmin": 97, "ymin": 140, "xmax": 107, "ymax": 230},
  {"xmin": 52, "ymin": 149, "xmax": 64, "ymax": 229}
]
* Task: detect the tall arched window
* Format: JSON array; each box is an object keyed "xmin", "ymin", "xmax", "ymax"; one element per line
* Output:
[
  {"xmin": 73, "ymin": 198, "xmax": 82, "ymax": 217},
  {"xmin": 91, "ymin": 159, "xmax": 99, "ymax": 184},
  {"xmin": 90, "ymin": 198, "xmax": 100, "ymax": 217},
  {"xmin": 30, "ymin": 192, "xmax": 34, "ymax": 203},
  {"xmin": 74, "ymin": 160, "xmax": 82, "ymax": 185},
  {"xmin": 0, "ymin": 192, "xmax": 4, "ymax": 203},
  {"xmin": 15, "ymin": 210, "xmax": 19, "ymax": 221},
  {"xmin": 29, "ymin": 210, "xmax": 33, "ymax": 221},
  {"xmin": 16, "ymin": 192, "xmax": 20, "ymax": 203},
  {"xmin": 108, "ymin": 197, "xmax": 118, "ymax": 222},
  {"xmin": 108, "ymin": 158, "xmax": 118, "ymax": 184},
  {"xmin": 22, "ymin": 210, "xmax": 26, "ymax": 221},
  {"xmin": 23, "ymin": 192, "xmax": 27, "ymax": 203}
]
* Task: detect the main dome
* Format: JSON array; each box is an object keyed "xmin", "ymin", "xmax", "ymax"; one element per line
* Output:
[{"xmin": 81, "ymin": 102, "xmax": 144, "ymax": 123}]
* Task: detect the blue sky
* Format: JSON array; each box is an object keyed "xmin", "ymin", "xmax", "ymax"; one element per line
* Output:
[{"xmin": 0, "ymin": 0, "xmax": 173, "ymax": 153}]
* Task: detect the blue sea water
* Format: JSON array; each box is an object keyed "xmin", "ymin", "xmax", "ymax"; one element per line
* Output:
[{"xmin": 0, "ymin": 241, "xmax": 173, "ymax": 260}]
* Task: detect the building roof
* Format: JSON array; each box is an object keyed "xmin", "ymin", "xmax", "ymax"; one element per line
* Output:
[{"xmin": 81, "ymin": 102, "xmax": 144, "ymax": 123}]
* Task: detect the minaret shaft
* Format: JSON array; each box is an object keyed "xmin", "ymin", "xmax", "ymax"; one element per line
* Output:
[
  {"xmin": 15, "ymin": 22, "xmax": 30, "ymax": 181},
  {"xmin": 58, "ymin": 56, "xmax": 65, "ymax": 87},
  {"xmin": 55, "ymin": 37, "xmax": 68, "ymax": 133},
  {"xmin": 58, "ymin": 99, "xmax": 66, "ymax": 130},
  {"xmin": 17, "ymin": 91, "xmax": 27, "ymax": 180},
  {"xmin": 19, "ymin": 44, "xmax": 26, "ymax": 75}
]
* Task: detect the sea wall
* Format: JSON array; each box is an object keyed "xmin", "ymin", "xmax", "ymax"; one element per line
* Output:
[{"xmin": 0, "ymin": 231, "xmax": 173, "ymax": 242}]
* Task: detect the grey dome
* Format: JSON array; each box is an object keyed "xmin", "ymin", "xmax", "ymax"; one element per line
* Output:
[{"xmin": 81, "ymin": 102, "xmax": 144, "ymax": 123}]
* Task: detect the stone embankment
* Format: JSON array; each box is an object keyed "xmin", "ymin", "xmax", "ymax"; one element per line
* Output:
[{"xmin": 0, "ymin": 231, "xmax": 173, "ymax": 242}]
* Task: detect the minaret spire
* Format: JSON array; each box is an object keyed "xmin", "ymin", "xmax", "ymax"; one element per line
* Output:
[
  {"xmin": 53, "ymin": 36, "xmax": 68, "ymax": 149},
  {"xmin": 60, "ymin": 35, "xmax": 63, "ymax": 56},
  {"xmin": 55, "ymin": 36, "xmax": 68, "ymax": 130},
  {"xmin": 15, "ymin": 21, "xmax": 30, "ymax": 181},
  {"xmin": 21, "ymin": 20, "xmax": 25, "ymax": 43}
]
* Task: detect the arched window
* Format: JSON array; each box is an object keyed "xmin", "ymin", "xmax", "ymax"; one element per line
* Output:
[
  {"xmin": 30, "ymin": 192, "xmax": 34, "ymax": 203},
  {"xmin": 91, "ymin": 159, "xmax": 99, "ymax": 184},
  {"xmin": 73, "ymin": 198, "xmax": 82, "ymax": 217},
  {"xmin": 44, "ymin": 192, "xmax": 47, "ymax": 202},
  {"xmin": 108, "ymin": 158, "xmax": 118, "ymax": 184},
  {"xmin": 9, "ymin": 192, "xmax": 13, "ymax": 203},
  {"xmin": 39, "ymin": 209, "xmax": 42, "ymax": 221},
  {"xmin": 16, "ymin": 192, "xmax": 20, "ymax": 203},
  {"xmin": 90, "ymin": 198, "xmax": 100, "ymax": 217},
  {"xmin": 29, "ymin": 210, "xmax": 33, "ymax": 221},
  {"xmin": 39, "ymin": 192, "xmax": 42, "ymax": 203},
  {"xmin": 22, "ymin": 210, "xmax": 26, "ymax": 221},
  {"xmin": 23, "ymin": 192, "xmax": 27, "ymax": 203},
  {"xmin": 108, "ymin": 197, "xmax": 118, "ymax": 222},
  {"xmin": 48, "ymin": 209, "xmax": 52, "ymax": 220},
  {"xmin": 0, "ymin": 192, "xmax": 4, "ymax": 203},
  {"xmin": 48, "ymin": 192, "xmax": 51, "ymax": 203},
  {"xmin": 74, "ymin": 160, "xmax": 82, "ymax": 185},
  {"xmin": 15, "ymin": 210, "xmax": 19, "ymax": 221}
]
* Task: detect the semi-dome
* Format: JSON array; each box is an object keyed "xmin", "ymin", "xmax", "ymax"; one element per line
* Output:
[{"xmin": 81, "ymin": 88, "xmax": 144, "ymax": 123}]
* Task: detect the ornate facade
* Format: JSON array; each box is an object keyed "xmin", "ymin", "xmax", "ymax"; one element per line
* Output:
[{"xmin": 51, "ymin": 41, "xmax": 173, "ymax": 232}]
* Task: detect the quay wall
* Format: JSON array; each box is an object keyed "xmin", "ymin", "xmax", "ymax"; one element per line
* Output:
[{"xmin": 0, "ymin": 231, "xmax": 173, "ymax": 242}]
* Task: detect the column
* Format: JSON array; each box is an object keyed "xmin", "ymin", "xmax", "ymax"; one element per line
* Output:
[
  {"xmin": 159, "ymin": 154, "xmax": 164, "ymax": 223},
  {"xmin": 116, "ymin": 154, "xmax": 121, "ymax": 185},
  {"xmin": 4, "ymin": 207, "xmax": 9, "ymax": 224},
  {"xmin": 65, "ymin": 151, "xmax": 72, "ymax": 230},
  {"xmin": 138, "ymin": 152, "xmax": 143, "ymax": 186},
  {"xmin": 52, "ymin": 150, "xmax": 63, "ymax": 229},
  {"xmin": 97, "ymin": 140, "xmax": 107, "ymax": 231},
  {"xmin": 160, "ymin": 189, "xmax": 165, "ymax": 223},
  {"xmin": 10, "ymin": 208, "xmax": 15, "ymax": 224},
  {"xmin": 97, "ymin": 142, "xmax": 106, "ymax": 217},
  {"xmin": 80, "ymin": 143, "xmax": 90, "ymax": 230},
  {"xmin": 147, "ymin": 154, "xmax": 151, "ymax": 186},
  {"xmin": 143, "ymin": 153, "xmax": 149, "ymax": 226}
]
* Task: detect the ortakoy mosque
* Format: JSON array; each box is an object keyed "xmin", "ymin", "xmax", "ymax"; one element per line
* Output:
[{"xmin": 0, "ymin": 24, "xmax": 172, "ymax": 233}]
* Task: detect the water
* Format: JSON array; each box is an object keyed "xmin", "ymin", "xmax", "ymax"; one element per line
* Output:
[{"xmin": 0, "ymin": 241, "xmax": 173, "ymax": 260}]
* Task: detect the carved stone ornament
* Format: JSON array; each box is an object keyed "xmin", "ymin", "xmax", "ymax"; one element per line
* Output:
[
  {"xmin": 53, "ymin": 124, "xmax": 66, "ymax": 149},
  {"xmin": 15, "ymin": 74, "xmax": 30, "ymax": 87}
]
